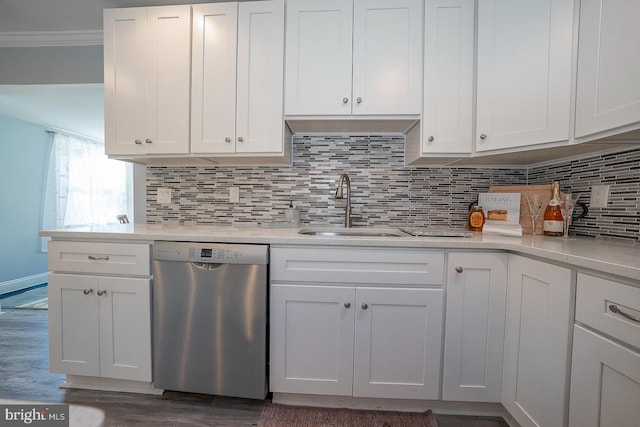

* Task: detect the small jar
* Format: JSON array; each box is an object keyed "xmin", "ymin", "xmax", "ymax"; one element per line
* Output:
[{"xmin": 468, "ymin": 205, "xmax": 485, "ymax": 231}]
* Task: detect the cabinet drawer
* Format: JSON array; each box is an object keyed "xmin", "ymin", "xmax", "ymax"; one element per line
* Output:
[
  {"xmin": 270, "ymin": 246, "xmax": 444, "ymax": 285},
  {"xmin": 48, "ymin": 241, "xmax": 151, "ymax": 276},
  {"xmin": 576, "ymin": 273, "xmax": 640, "ymax": 349}
]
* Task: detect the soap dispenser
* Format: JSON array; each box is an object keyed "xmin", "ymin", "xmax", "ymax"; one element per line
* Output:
[{"xmin": 285, "ymin": 201, "xmax": 300, "ymax": 225}]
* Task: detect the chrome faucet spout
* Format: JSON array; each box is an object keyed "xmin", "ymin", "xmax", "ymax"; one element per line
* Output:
[{"xmin": 335, "ymin": 173, "xmax": 352, "ymax": 228}]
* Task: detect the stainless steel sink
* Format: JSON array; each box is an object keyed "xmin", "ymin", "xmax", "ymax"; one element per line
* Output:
[{"xmin": 298, "ymin": 228, "xmax": 410, "ymax": 237}]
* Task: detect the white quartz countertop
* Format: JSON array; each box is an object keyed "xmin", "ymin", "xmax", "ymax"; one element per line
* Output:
[{"xmin": 40, "ymin": 224, "xmax": 640, "ymax": 282}]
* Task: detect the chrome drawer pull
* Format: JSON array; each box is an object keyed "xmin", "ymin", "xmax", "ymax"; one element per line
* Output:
[
  {"xmin": 609, "ymin": 304, "xmax": 640, "ymax": 323},
  {"xmin": 88, "ymin": 255, "xmax": 110, "ymax": 261}
]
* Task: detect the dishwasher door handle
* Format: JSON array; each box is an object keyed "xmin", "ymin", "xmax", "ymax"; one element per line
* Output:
[{"xmin": 191, "ymin": 262, "xmax": 224, "ymax": 271}]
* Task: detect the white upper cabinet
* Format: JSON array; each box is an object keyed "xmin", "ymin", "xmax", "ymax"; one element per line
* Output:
[
  {"xmin": 191, "ymin": 3, "xmax": 238, "ymax": 154},
  {"xmin": 191, "ymin": 1, "xmax": 285, "ymax": 155},
  {"xmin": 476, "ymin": 0, "xmax": 573, "ymax": 152},
  {"xmin": 285, "ymin": 0, "xmax": 423, "ymax": 116},
  {"xmin": 104, "ymin": 6, "xmax": 191, "ymax": 156},
  {"xmin": 421, "ymin": 0, "xmax": 475, "ymax": 154},
  {"xmin": 352, "ymin": 0, "xmax": 423, "ymax": 115},
  {"xmin": 575, "ymin": 0, "xmax": 640, "ymax": 139},
  {"xmin": 284, "ymin": 0, "xmax": 352, "ymax": 116}
]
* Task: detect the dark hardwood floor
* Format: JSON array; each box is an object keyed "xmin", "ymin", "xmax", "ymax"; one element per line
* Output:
[{"xmin": 0, "ymin": 309, "xmax": 507, "ymax": 426}]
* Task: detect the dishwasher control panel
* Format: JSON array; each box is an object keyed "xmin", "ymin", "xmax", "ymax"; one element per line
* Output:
[{"xmin": 153, "ymin": 241, "xmax": 268, "ymax": 265}]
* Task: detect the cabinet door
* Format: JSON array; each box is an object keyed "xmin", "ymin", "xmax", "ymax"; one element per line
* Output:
[
  {"xmin": 502, "ymin": 255, "xmax": 573, "ymax": 427},
  {"xmin": 104, "ymin": 6, "xmax": 190, "ymax": 156},
  {"xmin": 575, "ymin": 0, "xmax": 640, "ymax": 138},
  {"xmin": 476, "ymin": 0, "xmax": 572, "ymax": 151},
  {"xmin": 48, "ymin": 273, "xmax": 100, "ymax": 377},
  {"xmin": 235, "ymin": 0, "xmax": 285, "ymax": 154},
  {"xmin": 569, "ymin": 325, "xmax": 640, "ymax": 427},
  {"xmin": 352, "ymin": 0, "xmax": 423, "ymax": 115},
  {"xmin": 422, "ymin": 0, "xmax": 474, "ymax": 154},
  {"xmin": 443, "ymin": 252, "xmax": 507, "ymax": 402},
  {"xmin": 144, "ymin": 5, "xmax": 191, "ymax": 154},
  {"xmin": 191, "ymin": 3, "xmax": 238, "ymax": 154},
  {"xmin": 353, "ymin": 287, "xmax": 443, "ymax": 399},
  {"xmin": 98, "ymin": 277, "xmax": 152, "ymax": 382},
  {"xmin": 104, "ymin": 7, "xmax": 147, "ymax": 156},
  {"xmin": 284, "ymin": 0, "xmax": 353, "ymax": 115},
  {"xmin": 270, "ymin": 284, "xmax": 356, "ymax": 396}
]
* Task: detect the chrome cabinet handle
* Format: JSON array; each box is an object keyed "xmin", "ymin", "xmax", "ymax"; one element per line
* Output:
[
  {"xmin": 427, "ymin": 136, "xmax": 434, "ymax": 142},
  {"xmin": 97, "ymin": 290, "xmax": 107, "ymax": 296},
  {"xmin": 356, "ymin": 97, "xmax": 362, "ymax": 104},
  {"xmin": 344, "ymin": 302, "xmax": 351, "ymax": 309},
  {"xmin": 134, "ymin": 139, "xmax": 142, "ymax": 145},
  {"xmin": 145, "ymin": 138, "xmax": 152, "ymax": 144},
  {"xmin": 361, "ymin": 303, "xmax": 368, "ymax": 310},
  {"xmin": 609, "ymin": 304, "xmax": 640, "ymax": 323},
  {"xmin": 342, "ymin": 97, "xmax": 349, "ymax": 104},
  {"xmin": 83, "ymin": 289, "xmax": 93, "ymax": 295},
  {"xmin": 225, "ymin": 137, "xmax": 231, "ymax": 143},
  {"xmin": 237, "ymin": 137, "xmax": 244, "ymax": 142},
  {"xmin": 455, "ymin": 266, "xmax": 464, "ymax": 273},
  {"xmin": 479, "ymin": 134, "xmax": 487, "ymax": 140},
  {"xmin": 88, "ymin": 255, "xmax": 109, "ymax": 261}
]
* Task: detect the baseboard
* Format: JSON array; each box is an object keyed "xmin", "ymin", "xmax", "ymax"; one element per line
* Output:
[
  {"xmin": 0, "ymin": 273, "xmax": 48, "ymax": 296},
  {"xmin": 62, "ymin": 375, "xmax": 164, "ymax": 395}
]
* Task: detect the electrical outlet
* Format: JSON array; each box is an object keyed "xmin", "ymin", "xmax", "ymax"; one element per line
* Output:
[
  {"xmin": 229, "ymin": 187, "xmax": 240, "ymax": 203},
  {"xmin": 157, "ymin": 187, "xmax": 172, "ymax": 205},
  {"xmin": 590, "ymin": 185, "xmax": 610, "ymax": 208}
]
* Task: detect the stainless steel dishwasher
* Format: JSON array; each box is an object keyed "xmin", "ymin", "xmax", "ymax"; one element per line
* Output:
[{"xmin": 152, "ymin": 241, "xmax": 268, "ymax": 400}]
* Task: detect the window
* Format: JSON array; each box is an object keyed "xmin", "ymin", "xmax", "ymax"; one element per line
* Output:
[{"xmin": 41, "ymin": 132, "xmax": 133, "ymax": 250}]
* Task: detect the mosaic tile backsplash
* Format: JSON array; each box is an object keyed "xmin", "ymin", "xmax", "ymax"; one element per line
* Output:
[
  {"xmin": 529, "ymin": 147, "xmax": 640, "ymax": 241},
  {"xmin": 146, "ymin": 136, "xmax": 640, "ymax": 241}
]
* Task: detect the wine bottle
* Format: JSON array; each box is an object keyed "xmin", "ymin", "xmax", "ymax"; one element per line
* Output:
[{"xmin": 543, "ymin": 181, "xmax": 563, "ymax": 236}]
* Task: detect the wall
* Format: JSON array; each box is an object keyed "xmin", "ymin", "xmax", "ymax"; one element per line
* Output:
[
  {"xmin": 0, "ymin": 46, "xmax": 103, "ymax": 84},
  {"xmin": 147, "ymin": 137, "xmax": 640, "ymax": 242},
  {"xmin": 0, "ymin": 115, "xmax": 50, "ymax": 293},
  {"xmin": 147, "ymin": 136, "xmax": 527, "ymax": 229}
]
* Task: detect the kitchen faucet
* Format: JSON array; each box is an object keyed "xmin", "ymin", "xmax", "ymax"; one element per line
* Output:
[{"xmin": 335, "ymin": 173, "xmax": 352, "ymax": 227}]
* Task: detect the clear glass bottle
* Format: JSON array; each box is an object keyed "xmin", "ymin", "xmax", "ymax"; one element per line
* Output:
[
  {"xmin": 543, "ymin": 181, "xmax": 564, "ymax": 236},
  {"xmin": 468, "ymin": 204, "xmax": 485, "ymax": 232}
]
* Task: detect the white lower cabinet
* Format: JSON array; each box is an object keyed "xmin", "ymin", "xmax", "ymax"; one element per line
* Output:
[
  {"xmin": 48, "ymin": 273, "xmax": 152, "ymax": 382},
  {"xmin": 443, "ymin": 252, "xmax": 508, "ymax": 402},
  {"xmin": 47, "ymin": 240, "xmax": 153, "ymax": 386},
  {"xmin": 269, "ymin": 246, "xmax": 444, "ymax": 400},
  {"xmin": 502, "ymin": 255, "xmax": 574, "ymax": 427},
  {"xmin": 270, "ymin": 284, "xmax": 443, "ymax": 399},
  {"xmin": 569, "ymin": 273, "xmax": 640, "ymax": 427},
  {"xmin": 569, "ymin": 326, "xmax": 640, "ymax": 427}
]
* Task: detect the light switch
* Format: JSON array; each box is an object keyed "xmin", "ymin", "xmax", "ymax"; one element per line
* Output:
[
  {"xmin": 157, "ymin": 188, "xmax": 172, "ymax": 205},
  {"xmin": 229, "ymin": 187, "xmax": 240, "ymax": 203},
  {"xmin": 590, "ymin": 185, "xmax": 609, "ymax": 208}
]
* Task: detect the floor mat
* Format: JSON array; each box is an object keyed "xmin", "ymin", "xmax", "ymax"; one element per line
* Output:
[
  {"xmin": 258, "ymin": 404, "xmax": 438, "ymax": 427},
  {"xmin": 0, "ymin": 284, "xmax": 48, "ymax": 310}
]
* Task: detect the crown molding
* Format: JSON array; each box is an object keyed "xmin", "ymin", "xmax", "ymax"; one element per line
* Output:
[{"xmin": 0, "ymin": 30, "xmax": 103, "ymax": 47}]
